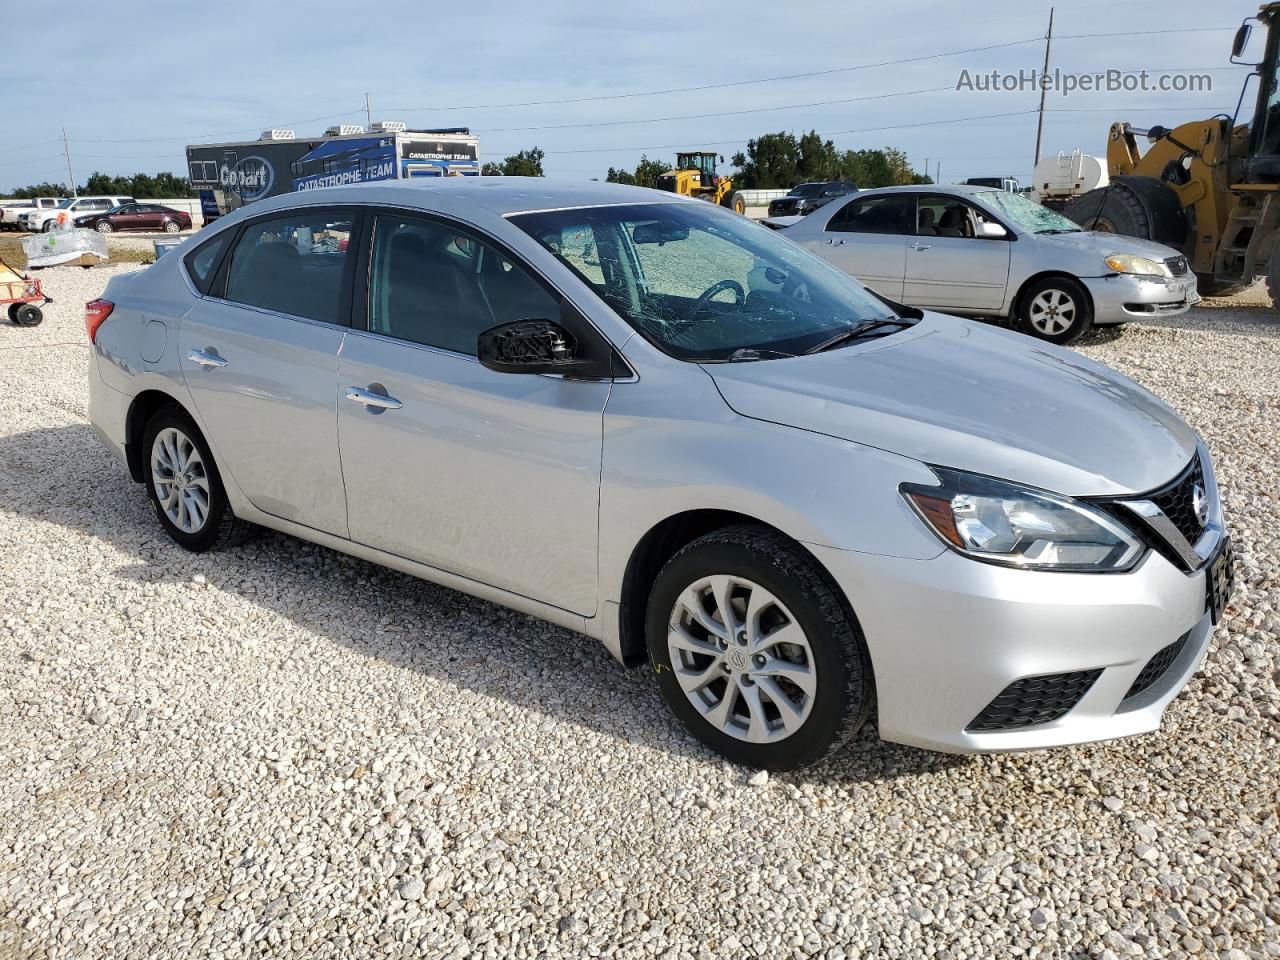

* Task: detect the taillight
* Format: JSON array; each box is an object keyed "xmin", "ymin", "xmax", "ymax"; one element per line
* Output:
[{"xmin": 85, "ymin": 299, "xmax": 114, "ymax": 343}]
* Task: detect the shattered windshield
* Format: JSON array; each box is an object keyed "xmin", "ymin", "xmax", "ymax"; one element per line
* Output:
[
  {"xmin": 978, "ymin": 191, "xmax": 1082, "ymax": 234},
  {"xmin": 509, "ymin": 202, "xmax": 909, "ymax": 361}
]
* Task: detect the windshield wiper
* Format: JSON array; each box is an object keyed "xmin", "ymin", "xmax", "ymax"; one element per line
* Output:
[
  {"xmin": 804, "ymin": 318, "xmax": 912, "ymax": 354},
  {"xmin": 1036, "ymin": 228, "xmax": 1081, "ymax": 234},
  {"xmin": 694, "ymin": 347, "xmax": 799, "ymax": 363}
]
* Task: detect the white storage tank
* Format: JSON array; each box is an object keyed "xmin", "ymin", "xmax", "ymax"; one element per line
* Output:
[{"xmin": 1033, "ymin": 151, "xmax": 1108, "ymax": 209}]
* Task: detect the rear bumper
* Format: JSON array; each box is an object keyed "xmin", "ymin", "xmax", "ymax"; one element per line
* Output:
[
  {"xmin": 1082, "ymin": 273, "xmax": 1199, "ymax": 325},
  {"xmin": 807, "ymin": 539, "xmax": 1214, "ymax": 754},
  {"xmin": 87, "ymin": 355, "xmax": 130, "ymax": 470}
]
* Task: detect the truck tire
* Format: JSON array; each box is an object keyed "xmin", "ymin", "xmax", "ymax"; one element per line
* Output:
[
  {"xmin": 720, "ymin": 191, "xmax": 746, "ymax": 215},
  {"xmin": 1065, "ymin": 176, "xmax": 1187, "ymax": 248},
  {"xmin": 1198, "ymin": 278, "xmax": 1249, "ymax": 299}
]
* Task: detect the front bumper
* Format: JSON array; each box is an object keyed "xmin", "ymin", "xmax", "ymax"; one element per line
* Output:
[
  {"xmin": 1081, "ymin": 272, "xmax": 1200, "ymax": 325},
  {"xmin": 808, "ymin": 536, "xmax": 1218, "ymax": 754}
]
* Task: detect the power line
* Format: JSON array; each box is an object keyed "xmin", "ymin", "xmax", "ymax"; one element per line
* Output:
[
  {"xmin": 383, "ymin": 37, "xmax": 1046, "ymax": 114},
  {"xmin": 479, "ymin": 85, "xmax": 955, "ymax": 134},
  {"xmin": 1054, "ymin": 26, "xmax": 1234, "ymax": 39},
  {"xmin": 492, "ymin": 110, "xmax": 1040, "ymax": 156},
  {"xmin": 73, "ymin": 108, "xmax": 367, "ymax": 144}
]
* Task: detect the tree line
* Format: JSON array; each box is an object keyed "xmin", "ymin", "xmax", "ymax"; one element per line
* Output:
[
  {"xmin": 4, "ymin": 171, "xmax": 195, "ymax": 199},
  {"xmin": 481, "ymin": 131, "xmax": 929, "ymax": 190},
  {"xmin": 9, "ymin": 131, "xmax": 927, "ymax": 197}
]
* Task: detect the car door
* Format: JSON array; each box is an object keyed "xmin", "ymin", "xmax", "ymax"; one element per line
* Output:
[
  {"xmin": 904, "ymin": 193, "xmax": 1012, "ymax": 311},
  {"xmin": 811, "ymin": 193, "xmax": 913, "ymax": 299},
  {"xmin": 178, "ymin": 208, "xmax": 359, "ymax": 537},
  {"xmin": 336, "ymin": 212, "xmax": 610, "ymax": 616},
  {"xmin": 111, "ymin": 204, "xmax": 143, "ymax": 230}
]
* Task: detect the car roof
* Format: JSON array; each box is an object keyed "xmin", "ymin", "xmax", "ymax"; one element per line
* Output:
[
  {"xmin": 250, "ymin": 177, "xmax": 692, "ymax": 218},
  {"xmin": 852, "ymin": 183, "xmax": 1000, "ymax": 198}
]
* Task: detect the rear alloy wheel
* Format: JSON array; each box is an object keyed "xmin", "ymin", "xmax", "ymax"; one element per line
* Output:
[
  {"xmin": 143, "ymin": 407, "xmax": 254, "ymax": 552},
  {"xmin": 96, "ymin": 221, "xmax": 113, "ymax": 233},
  {"xmin": 647, "ymin": 525, "xmax": 873, "ymax": 769},
  {"xmin": 1017, "ymin": 276, "xmax": 1093, "ymax": 344},
  {"xmin": 163, "ymin": 220, "xmax": 181, "ymax": 233}
]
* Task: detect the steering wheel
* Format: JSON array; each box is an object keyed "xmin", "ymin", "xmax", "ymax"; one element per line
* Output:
[{"xmin": 687, "ymin": 279, "xmax": 745, "ymax": 321}]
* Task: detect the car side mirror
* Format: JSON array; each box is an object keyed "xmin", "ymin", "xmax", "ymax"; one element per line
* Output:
[
  {"xmin": 978, "ymin": 221, "xmax": 1008, "ymax": 239},
  {"xmin": 478, "ymin": 318, "xmax": 611, "ymax": 377}
]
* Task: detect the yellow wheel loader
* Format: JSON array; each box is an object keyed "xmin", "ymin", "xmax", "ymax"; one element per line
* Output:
[
  {"xmin": 654, "ymin": 152, "xmax": 747, "ymax": 215},
  {"xmin": 1065, "ymin": 3, "xmax": 1280, "ymax": 301}
]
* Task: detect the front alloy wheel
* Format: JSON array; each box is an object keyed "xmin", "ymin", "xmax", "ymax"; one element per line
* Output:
[
  {"xmin": 96, "ymin": 221, "xmax": 113, "ymax": 233},
  {"xmin": 668, "ymin": 575, "xmax": 817, "ymax": 743},
  {"xmin": 647, "ymin": 525, "xmax": 873, "ymax": 769},
  {"xmin": 1017, "ymin": 276, "xmax": 1093, "ymax": 344}
]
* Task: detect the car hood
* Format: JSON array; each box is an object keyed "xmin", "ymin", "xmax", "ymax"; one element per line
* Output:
[
  {"xmin": 1031, "ymin": 229, "xmax": 1182, "ymax": 261},
  {"xmin": 704, "ymin": 314, "xmax": 1197, "ymax": 496}
]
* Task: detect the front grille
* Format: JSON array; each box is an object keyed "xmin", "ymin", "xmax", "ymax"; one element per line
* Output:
[
  {"xmin": 1121, "ymin": 632, "xmax": 1190, "ymax": 705},
  {"xmin": 1164, "ymin": 255, "xmax": 1189, "ymax": 277},
  {"xmin": 966, "ymin": 669, "xmax": 1102, "ymax": 732},
  {"xmin": 1150, "ymin": 455, "xmax": 1207, "ymax": 546}
]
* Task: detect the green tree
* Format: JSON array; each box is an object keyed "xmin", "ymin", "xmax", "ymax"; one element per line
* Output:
[
  {"xmin": 4, "ymin": 181, "xmax": 69, "ymax": 198},
  {"xmin": 731, "ymin": 130, "xmax": 928, "ymax": 189},
  {"xmin": 484, "ymin": 148, "xmax": 545, "ymax": 177},
  {"xmin": 605, "ymin": 166, "xmax": 636, "ymax": 185}
]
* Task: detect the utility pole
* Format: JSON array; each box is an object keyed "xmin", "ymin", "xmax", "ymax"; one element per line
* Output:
[
  {"xmin": 936, "ymin": 161, "xmax": 942, "ymax": 185},
  {"xmin": 923, "ymin": 158, "xmax": 929, "ymax": 183},
  {"xmin": 1033, "ymin": 6, "xmax": 1055, "ymax": 168},
  {"xmin": 62, "ymin": 127, "xmax": 78, "ymax": 197},
  {"xmin": 364, "ymin": 93, "xmax": 372, "ymax": 130}
]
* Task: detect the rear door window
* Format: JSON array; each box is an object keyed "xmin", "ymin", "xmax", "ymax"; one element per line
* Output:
[{"xmin": 224, "ymin": 211, "xmax": 355, "ymax": 323}]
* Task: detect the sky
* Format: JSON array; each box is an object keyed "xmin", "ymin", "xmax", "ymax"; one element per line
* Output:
[{"xmin": 0, "ymin": 0, "xmax": 1264, "ymax": 191}]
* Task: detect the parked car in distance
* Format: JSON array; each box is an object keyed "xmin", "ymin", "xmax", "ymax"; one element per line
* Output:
[
  {"xmin": 87, "ymin": 178, "xmax": 1231, "ymax": 769},
  {"xmin": 782, "ymin": 184, "xmax": 1199, "ymax": 343},
  {"xmin": 75, "ymin": 202, "xmax": 192, "ymax": 234},
  {"xmin": 767, "ymin": 181, "xmax": 857, "ymax": 218},
  {"xmin": 0, "ymin": 197, "xmax": 62, "ymax": 231},
  {"xmin": 19, "ymin": 196, "xmax": 134, "ymax": 232},
  {"xmin": 963, "ymin": 176, "xmax": 1021, "ymax": 192}
]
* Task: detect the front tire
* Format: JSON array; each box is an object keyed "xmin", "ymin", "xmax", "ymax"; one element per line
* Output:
[
  {"xmin": 96, "ymin": 221, "xmax": 113, "ymax": 234},
  {"xmin": 646, "ymin": 525, "xmax": 873, "ymax": 770},
  {"xmin": 142, "ymin": 407, "xmax": 254, "ymax": 552},
  {"xmin": 1017, "ymin": 275, "xmax": 1093, "ymax": 343}
]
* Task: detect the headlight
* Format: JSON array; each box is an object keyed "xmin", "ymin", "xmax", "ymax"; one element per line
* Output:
[
  {"xmin": 901, "ymin": 467, "xmax": 1143, "ymax": 571},
  {"xmin": 1104, "ymin": 253, "xmax": 1171, "ymax": 278}
]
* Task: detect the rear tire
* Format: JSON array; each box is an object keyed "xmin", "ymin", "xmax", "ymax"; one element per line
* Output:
[
  {"xmin": 1017, "ymin": 275, "xmax": 1093, "ymax": 343},
  {"xmin": 11, "ymin": 304, "xmax": 42, "ymax": 326},
  {"xmin": 1064, "ymin": 177, "xmax": 1187, "ymax": 247},
  {"xmin": 163, "ymin": 220, "xmax": 181, "ymax": 233},
  {"xmin": 645, "ymin": 525, "xmax": 873, "ymax": 770},
  {"xmin": 142, "ymin": 406, "xmax": 255, "ymax": 552}
]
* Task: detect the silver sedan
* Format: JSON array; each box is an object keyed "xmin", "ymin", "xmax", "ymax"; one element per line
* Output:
[
  {"xmin": 782, "ymin": 184, "xmax": 1199, "ymax": 343},
  {"xmin": 87, "ymin": 179, "xmax": 1229, "ymax": 768}
]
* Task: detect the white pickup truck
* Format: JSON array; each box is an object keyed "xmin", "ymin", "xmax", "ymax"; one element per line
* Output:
[
  {"xmin": 0, "ymin": 197, "xmax": 62, "ymax": 231},
  {"xmin": 18, "ymin": 195, "xmax": 133, "ymax": 233}
]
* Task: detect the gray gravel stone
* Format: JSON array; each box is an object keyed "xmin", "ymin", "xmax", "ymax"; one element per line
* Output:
[{"xmin": 0, "ymin": 266, "xmax": 1276, "ymax": 960}]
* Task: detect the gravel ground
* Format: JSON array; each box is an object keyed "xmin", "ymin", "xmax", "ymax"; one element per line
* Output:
[{"xmin": 0, "ymin": 264, "xmax": 1277, "ymax": 960}]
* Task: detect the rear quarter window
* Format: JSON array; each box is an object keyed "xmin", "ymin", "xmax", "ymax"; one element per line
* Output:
[{"xmin": 184, "ymin": 229, "xmax": 235, "ymax": 295}]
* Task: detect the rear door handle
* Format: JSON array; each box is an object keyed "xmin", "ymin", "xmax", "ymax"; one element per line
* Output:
[
  {"xmin": 825, "ymin": 237, "xmax": 847, "ymax": 246},
  {"xmin": 345, "ymin": 385, "xmax": 402, "ymax": 410},
  {"xmin": 187, "ymin": 349, "xmax": 228, "ymax": 368}
]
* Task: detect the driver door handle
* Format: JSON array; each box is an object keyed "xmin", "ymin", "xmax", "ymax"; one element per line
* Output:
[
  {"xmin": 909, "ymin": 242, "xmax": 932, "ymax": 251},
  {"xmin": 825, "ymin": 237, "xmax": 847, "ymax": 246},
  {"xmin": 345, "ymin": 386, "xmax": 402, "ymax": 410}
]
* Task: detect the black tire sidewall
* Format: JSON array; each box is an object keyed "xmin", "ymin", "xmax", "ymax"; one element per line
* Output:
[
  {"xmin": 13, "ymin": 304, "xmax": 42, "ymax": 326},
  {"xmin": 141, "ymin": 408, "xmax": 232, "ymax": 552},
  {"xmin": 645, "ymin": 532, "xmax": 870, "ymax": 770},
  {"xmin": 1017, "ymin": 276, "xmax": 1093, "ymax": 344}
]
